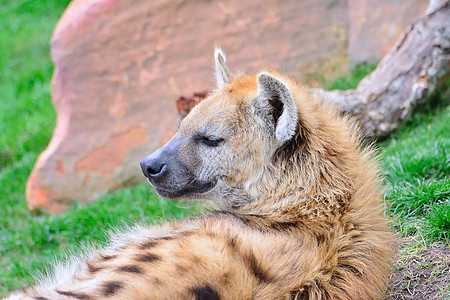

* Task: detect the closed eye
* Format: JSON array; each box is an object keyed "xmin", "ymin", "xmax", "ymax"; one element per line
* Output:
[{"xmin": 193, "ymin": 134, "xmax": 224, "ymax": 147}]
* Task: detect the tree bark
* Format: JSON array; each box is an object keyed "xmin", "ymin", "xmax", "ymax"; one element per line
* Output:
[{"xmin": 314, "ymin": 1, "xmax": 450, "ymax": 138}]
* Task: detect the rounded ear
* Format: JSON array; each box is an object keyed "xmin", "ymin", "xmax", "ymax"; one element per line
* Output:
[
  {"xmin": 214, "ymin": 47, "xmax": 232, "ymax": 89},
  {"xmin": 256, "ymin": 72, "xmax": 298, "ymax": 142}
]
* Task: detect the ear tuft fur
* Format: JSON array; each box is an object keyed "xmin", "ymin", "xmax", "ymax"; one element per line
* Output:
[
  {"xmin": 214, "ymin": 47, "xmax": 232, "ymax": 89},
  {"xmin": 257, "ymin": 73, "xmax": 298, "ymax": 142}
]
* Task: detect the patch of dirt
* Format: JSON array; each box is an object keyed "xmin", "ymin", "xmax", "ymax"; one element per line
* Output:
[{"xmin": 386, "ymin": 236, "xmax": 450, "ymax": 299}]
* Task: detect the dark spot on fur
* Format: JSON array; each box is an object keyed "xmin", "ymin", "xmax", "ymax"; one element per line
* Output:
[
  {"xmin": 135, "ymin": 253, "xmax": 161, "ymax": 263},
  {"xmin": 244, "ymin": 251, "xmax": 272, "ymax": 283},
  {"xmin": 271, "ymin": 221, "xmax": 298, "ymax": 231},
  {"xmin": 138, "ymin": 235, "xmax": 176, "ymax": 250},
  {"xmin": 221, "ymin": 272, "xmax": 231, "ymax": 286},
  {"xmin": 190, "ymin": 254, "xmax": 201, "ymax": 264},
  {"xmin": 178, "ymin": 230, "xmax": 195, "ymax": 237},
  {"xmin": 315, "ymin": 232, "xmax": 326, "ymax": 245},
  {"xmin": 87, "ymin": 262, "xmax": 102, "ymax": 273},
  {"xmin": 227, "ymin": 236, "xmax": 239, "ymax": 252},
  {"xmin": 204, "ymin": 230, "xmax": 217, "ymax": 239},
  {"xmin": 102, "ymin": 281, "xmax": 123, "ymax": 297},
  {"xmin": 191, "ymin": 285, "xmax": 220, "ymax": 300},
  {"xmin": 338, "ymin": 262, "xmax": 362, "ymax": 276},
  {"xmin": 330, "ymin": 272, "xmax": 346, "ymax": 286},
  {"xmin": 152, "ymin": 277, "xmax": 163, "ymax": 286},
  {"xmin": 117, "ymin": 265, "xmax": 144, "ymax": 274},
  {"xmin": 228, "ymin": 88, "xmax": 233, "ymax": 93},
  {"xmin": 176, "ymin": 263, "xmax": 188, "ymax": 274},
  {"xmin": 33, "ymin": 297, "xmax": 49, "ymax": 300},
  {"xmin": 139, "ymin": 240, "xmax": 159, "ymax": 249},
  {"xmin": 158, "ymin": 235, "xmax": 175, "ymax": 241},
  {"xmin": 56, "ymin": 290, "xmax": 91, "ymax": 300},
  {"xmin": 99, "ymin": 254, "xmax": 116, "ymax": 261}
]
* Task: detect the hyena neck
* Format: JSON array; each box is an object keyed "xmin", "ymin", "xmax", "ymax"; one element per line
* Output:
[
  {"xmin": 233, "ymin": 115, "xmax": 362, "ymax": 226},
  {"xmin": 235, "ymin": 179, "xmax": 353, "ymax": 227}
]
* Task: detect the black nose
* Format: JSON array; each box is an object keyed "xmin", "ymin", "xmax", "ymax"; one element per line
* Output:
[{"xmin": 140, "ymin": 156, "xmax": 167, "ymax": 179}]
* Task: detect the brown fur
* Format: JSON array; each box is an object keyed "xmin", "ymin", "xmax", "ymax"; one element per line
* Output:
[{"xmin": 6, "ymin": 50, "xmax": 394, "ymax": 300}]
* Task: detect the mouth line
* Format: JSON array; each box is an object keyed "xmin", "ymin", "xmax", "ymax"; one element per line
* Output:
[{"xmin": 151, "ymin": 180, "xmax": 217, "ymax": 199}]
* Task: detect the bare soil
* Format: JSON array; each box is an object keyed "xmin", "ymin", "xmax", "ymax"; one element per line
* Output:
[{"xmin": 386, "ymin": 236, "xmax": 450, "ymax": 299}]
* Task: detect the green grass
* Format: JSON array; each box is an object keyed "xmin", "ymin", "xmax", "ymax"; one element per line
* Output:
[
  {"xmin": 0, "ymin": 0, "xmax": 70, "ymax": 170},
  {"xmin": 1, "ymin": 0, "xmax": 449, "ymax": 297},
  {"xmin": 381, "ymin": 102, "xmax": 449, "ymax": 242},
  {"xmin": 320, "ymin": 62, "xmax": 378, "ymax": 90}
]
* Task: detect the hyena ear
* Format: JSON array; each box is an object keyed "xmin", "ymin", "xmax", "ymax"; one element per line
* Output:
[
  {"xmin": 214, "ymin": 47, "xmax": 232, "ymax": 89},
  {"xmin": 256, "ymin": 72, "xmax": 298, "ymax": 142}
]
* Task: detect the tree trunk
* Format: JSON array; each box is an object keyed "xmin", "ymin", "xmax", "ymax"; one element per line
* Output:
[{"xmin": 314, "ymin": 1, "xmax": 450, "ymax": 138}]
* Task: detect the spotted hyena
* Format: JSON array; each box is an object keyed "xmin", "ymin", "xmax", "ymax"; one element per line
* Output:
[{"xmin": 6, "ymin": 49, "xmax": 394, "ymax": 300}]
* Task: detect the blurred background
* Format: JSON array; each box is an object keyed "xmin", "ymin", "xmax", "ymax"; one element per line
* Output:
[{"xmin": 0, "ymin": 0, "xmax": 448, "ymax": 298}]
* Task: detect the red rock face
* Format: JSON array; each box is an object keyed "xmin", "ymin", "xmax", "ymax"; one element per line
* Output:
[
  {"xmin": 26, "ymin": 0, "xmax": 427, "ymax": 213},
  {"xmin": 348, "ymin": 0, "xmax": 428, "ymax": 62}
]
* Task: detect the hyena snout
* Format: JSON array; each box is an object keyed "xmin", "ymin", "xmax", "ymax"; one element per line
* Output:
[
  {"xmin": 140, "ymin": 138, "xmax": 214, "ymax": 200},
  {"xmin": 141, "ymin": 137, "xmax": 186, "ymax": 183},
  {"xmin": 140, "ymin": 151, "xmax": 167, "ymax": 180},
  {"xmin": 140, "ymin": 138, "xmax": 179, "ymax": 184}
]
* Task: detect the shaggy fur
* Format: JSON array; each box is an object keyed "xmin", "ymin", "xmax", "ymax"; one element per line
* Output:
[{"xmin": 6, "ymin": 49, "xmax": 394, "ymax": 300}]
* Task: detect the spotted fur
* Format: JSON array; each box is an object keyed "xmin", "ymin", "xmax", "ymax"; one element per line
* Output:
[{"xmin": 6, "ymin": 49, "xmax": 394, "ymax": 300}]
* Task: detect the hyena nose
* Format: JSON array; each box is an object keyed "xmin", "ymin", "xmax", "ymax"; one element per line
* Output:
[{"xmin": 140, "ymin": 156, "xmax": 167, "ymax": 180}]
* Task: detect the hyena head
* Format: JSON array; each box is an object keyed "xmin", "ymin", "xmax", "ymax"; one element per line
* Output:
[{"xmin": 141, "ymin": 48, "xmax": 323, "ymax": 208}]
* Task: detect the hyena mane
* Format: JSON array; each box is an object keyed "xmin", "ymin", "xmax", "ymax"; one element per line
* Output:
[{"xmin": 5, "ymin": 48, "xmax": 394, "ymax": 300}]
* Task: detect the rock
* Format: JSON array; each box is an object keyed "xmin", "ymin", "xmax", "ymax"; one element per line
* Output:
[
  {"xmin": 348, "ymin": 0, "xmax": 428, "ymax": 63},
  {"xmin": 26, "ymin": 0, "xmax": 427, "ymax": 213}
]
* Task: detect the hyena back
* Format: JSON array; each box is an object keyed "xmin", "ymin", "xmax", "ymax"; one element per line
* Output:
[{"xmin": 6, "ymin": 49, "xmax": 394, "ymax": 300}]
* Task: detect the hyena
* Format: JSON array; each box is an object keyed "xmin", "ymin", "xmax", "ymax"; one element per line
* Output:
[{"xmin": 6, "ymin": 49, "xmax": 394, "ymax": 300}]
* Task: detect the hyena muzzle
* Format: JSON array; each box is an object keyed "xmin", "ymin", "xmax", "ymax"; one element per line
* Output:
[{"xmin": 6, "ymin": 48, "xmax": 394, "ymax": 300}]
